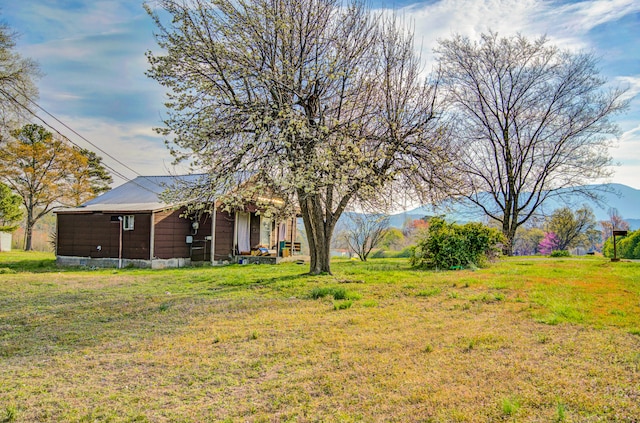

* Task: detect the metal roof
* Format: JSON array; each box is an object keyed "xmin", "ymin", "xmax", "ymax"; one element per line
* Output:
[{"xmin": 55, "ymin": 174, "xmax": 208, "ymax": 213}]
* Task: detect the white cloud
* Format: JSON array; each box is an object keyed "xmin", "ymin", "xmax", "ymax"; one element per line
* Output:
[
  {"xmin": 616, "ymin": 76, "xmax": 640, "ymax": 101},
  {"xmin": 400, "ymin": 0, "xmax": 640, "ymax": 65},
  {"xmin": 41, "ymin": 114, "xmax": 184, "ymax": 186}
]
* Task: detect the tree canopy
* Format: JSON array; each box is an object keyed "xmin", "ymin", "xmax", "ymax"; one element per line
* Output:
[
  {"xmin": 544, "ymin": 206, "xmax": 596, "ymax": 251},
  {"xmin": 146, "ymin": 0, "xmax": 449, "ymax": 273},
  {"xmin": 0, "ymin": 182, "xmax": 22, "ymax": 232},
  {"xmin": 0, "ymin": 124, "xmax": 112, "ymax": 250},
  {"xmin": 435, "ymin": 32, "xmax": 628, "ymax": 255}
]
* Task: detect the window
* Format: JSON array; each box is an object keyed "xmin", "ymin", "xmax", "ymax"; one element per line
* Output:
[
  {"xmin": 123, "ymin": 215, "xmax": 135, "ymax": 231},
  {"xmin": 260, "ymin": 217, "xmax": 272, "ymax": 247}
]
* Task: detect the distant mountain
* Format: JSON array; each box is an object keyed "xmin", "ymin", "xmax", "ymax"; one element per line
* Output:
[{"xmin": 388, "ymin": 183, "xmax": 640, "ymax": 229}]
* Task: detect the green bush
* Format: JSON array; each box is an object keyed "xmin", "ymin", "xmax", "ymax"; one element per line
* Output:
[
  {"xmin": 371, "ymin": 246, "xmax": 413, "ymax": 259},
  {"xmin": 550, "ymin": 250, "xmax": 571, "ymax": 257},
  {"xmin": 603, "ymin": 230, "xmax": 640, "ymax": 259},
  {"xmin": 409, "ymin": 217, "xmax": 503, "ymax": 270}
]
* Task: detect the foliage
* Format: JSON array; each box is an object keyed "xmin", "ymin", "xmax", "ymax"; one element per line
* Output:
[
  {"xmin": 145, "ymin": 0, "xmax": 449, "ymax": 274},
  {"xmin": 544, "ymin": 206, "xmax": 596, "ymax": 251},
  {"xmin": 603, "ymin": 230, "xmax": 640, "ymax": 259},
  {"xmin": 340, "ymin": 213, "xmax": 389, "ymax": 261},
  {"xmin": 538, "ymin": 232, "xmax": 560, "ymax": 255},
  {"xmin": 0, "ymin": 21, "xmax": 40, "ymax": 131},
  {"xmin": 0, "ymin": 182, "xmax": 22, "ymax": 232},
  {"xmin": 435, "ymin": 32, "xmax": 628, "ymax": 255},
  {"xmin": 0, "ymin": 124, "xmax": 112, "ymax": 249},
  {"xmin": 379, "ymin": 227, "xmax": 405, "ymax": 250},
  {"xmin": 550, "ymin": 250, "xmax": 571, "ymax": 258},
  {"xmin": 409, "ymin": 217, "xmax": 504, "ymax": 269},
  {"xmin": 513, "ymin": 226, "xmax": 545, "ymax": 255}
]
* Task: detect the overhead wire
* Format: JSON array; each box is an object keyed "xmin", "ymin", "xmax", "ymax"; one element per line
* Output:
[{"xmin": 0, "ymin": 87, "xmax": 165, "ymax": 195}]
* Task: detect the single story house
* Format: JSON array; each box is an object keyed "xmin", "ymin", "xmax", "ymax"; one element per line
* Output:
[{"xmin": 55, "ymin": 175, "xmax": 301, "ymax": 268}]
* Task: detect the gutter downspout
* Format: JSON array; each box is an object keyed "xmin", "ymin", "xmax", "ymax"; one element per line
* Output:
[
  {"xmin": 118, "ymin": 216, "xmax": 123, "ymax": 269},
  {"xmin": 210, "ymin": 202, "xmax": 216, "ymax": 264},
  {"xmin": 149, "ymin": 212, "xmax": 155, "ymax": 263}
]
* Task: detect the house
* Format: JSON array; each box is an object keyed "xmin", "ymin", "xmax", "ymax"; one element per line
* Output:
[{"xmin": 55, "ymin": 175, "xmax": 301, "ymax": 268}]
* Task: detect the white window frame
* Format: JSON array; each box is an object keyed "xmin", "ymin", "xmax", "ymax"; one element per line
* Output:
[
  {"xmin": 123, "ymin": 215, "xmax": 135, "ymax": 231},
  {"xmin": 260, "ymin": 216, "xmax": 272, "ymax": 247}
]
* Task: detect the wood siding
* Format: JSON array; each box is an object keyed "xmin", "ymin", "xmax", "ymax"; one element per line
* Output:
[
  {"xmin": 153, "ymin": 209, "xmax": 190, "ymax": 259},
  {"xmin": 57, "ymin": 212, "xmax": 151, "ymax": 259},
  {"xmin": 214, "ymin": 210, "xmax": 235, "ymax": 261}
]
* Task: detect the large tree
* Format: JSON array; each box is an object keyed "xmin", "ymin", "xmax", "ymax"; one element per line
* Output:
[
  {"xmin": 435, "ymin": 32, "xmax": 628, "ymax": 255},
  {"xmin": 146, "ymin": 0, "xmax": 448, "ymax": 274},
  {"xmin": 0, "ymin": 124, "xmax": 112, "ymax": 250},
  {"xmin": 544, "ymin": 205, "xmax": 596, "ymax": 251},
  {"xmin": 0, "ymin": 20, "xmax": 40, "ymax": 133}
]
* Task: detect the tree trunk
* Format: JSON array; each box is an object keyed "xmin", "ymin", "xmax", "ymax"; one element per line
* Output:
[
  {"xmin": 24, "ymin": 208, "xmax": 34, "ymax": 251},
  {"xmin": 501, "ymin": 220, "xmax": 518, "ymax": 256},
  {"xmin": 298, "ymin": 192, "xmax": 336, "ymax": 275}
]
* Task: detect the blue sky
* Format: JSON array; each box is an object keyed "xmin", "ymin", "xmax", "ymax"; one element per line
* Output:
[{"xmin": 2, "ymin": 0, "xmax": 639, "ymax": 189}]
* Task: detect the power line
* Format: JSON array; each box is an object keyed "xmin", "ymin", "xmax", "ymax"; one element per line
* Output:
[
  {"xmin": 0, "ymin": 87, "xmax": 163, "ymax": 196},
  {"xmin": 14, "ymin": 89, "xmax": 146, "ymax": 181}
]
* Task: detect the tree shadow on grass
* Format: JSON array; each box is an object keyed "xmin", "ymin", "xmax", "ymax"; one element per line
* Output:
[{"xmin": 0, "ymin": 258, "xmax": 58, "ymax": 273}]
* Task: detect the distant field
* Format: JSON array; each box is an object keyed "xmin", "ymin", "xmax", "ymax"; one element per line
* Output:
[{"xmin": 1, "ymin": 251, "xmax": 639, "ymax": 422}]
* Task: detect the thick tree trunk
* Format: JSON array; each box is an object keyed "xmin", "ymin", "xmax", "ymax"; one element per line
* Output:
[
  {"xmin": 501, "ymin": 219, "xmax": 518, "ymax": 256},
  {"xmin": 298, "ymin": 191, "xmax": 337, "ymax": 275}
]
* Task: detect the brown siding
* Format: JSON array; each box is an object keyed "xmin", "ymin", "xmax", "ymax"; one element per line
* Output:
[
  {"xmin": 57, "ymin": 212, "xmax": 151, "ymax": 259},
  {"xmin": 250, "ymin": 213, "xmax": 260, "ymax": 248},
  {"xmin": 153, "ymin": 209, "xmax": 190, "ymax": 259},
  {"xmin": 214, "ymin": 210, "xmax": 235, "ymax": 261}
]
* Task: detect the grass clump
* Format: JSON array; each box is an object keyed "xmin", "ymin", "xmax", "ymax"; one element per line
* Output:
[
  {"xmin": 2, "ymin": 405, "xmax": 17, "ymax": 423},
  {"xmin": 309, "ymin": 286, "xmax": 359, "ymax": 301},
  {"xmin": 333, "ymin": 300, "xmax": 353, "ymax": 310},
  {"xmin": 501, "ymin": 396, "xmax": 521, "ymax": 416},
  {"xmin": 416, "ymin": 287, "xmax": 440, "ymax": 297}
]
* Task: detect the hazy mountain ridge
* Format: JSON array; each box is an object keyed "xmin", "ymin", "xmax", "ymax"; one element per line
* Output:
[{"xmin": 386, "ymin": 184, "xmax": 640, "ymax": 230}]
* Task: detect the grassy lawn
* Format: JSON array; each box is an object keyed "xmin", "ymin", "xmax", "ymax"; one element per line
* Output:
[{"xmin": 1, "ymin": 251, "xmax": 639, "ymax": 422}]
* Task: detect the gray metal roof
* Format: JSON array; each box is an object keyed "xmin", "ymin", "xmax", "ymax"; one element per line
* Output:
[{"xmin": 56, "ymin": 174, "xmax": 208, "ymax": 213}]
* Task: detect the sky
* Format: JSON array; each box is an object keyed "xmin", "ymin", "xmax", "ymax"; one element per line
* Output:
[{"xmin": 1, "ymin": 0, "xmax": 639, "ymax": 189}]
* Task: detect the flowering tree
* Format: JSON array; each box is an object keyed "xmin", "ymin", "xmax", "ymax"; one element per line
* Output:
[
  {"xmin": 538, "ymin": 232, "xmax": 560, "ymax": 255},
  {"xmin": 146, "ymin": 0, "xmax": 449, "ymax": 274}
]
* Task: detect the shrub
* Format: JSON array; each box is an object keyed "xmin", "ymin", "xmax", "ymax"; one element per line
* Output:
[
  {"xmin": 409, "ymin": 217, "xmax": 503, "ymax": 270},
  {"xmin": 603, "ymin": 230, "xmax": 640, "ymax": 259},
  {"xmin": 550, "ymin": 250, "xmax": 570, "ymax": 257}
]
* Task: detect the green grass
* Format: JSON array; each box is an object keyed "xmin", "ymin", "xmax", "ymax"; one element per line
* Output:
[{"xmin": 1, "ymin": 252, "xmax": 639, "ymax": 421}]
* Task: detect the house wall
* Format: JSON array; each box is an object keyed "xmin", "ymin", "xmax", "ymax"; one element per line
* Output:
[
  {"xmin": 153, "ymin": 209, "xmax": 191, "ymax": 259},
  {"xmin": 56, "ymin": 212, "xmax": 151, "ymax": 259},
  {"xmin": 214, "ymin": 210, "xmax": 235, "ymax": 261}
]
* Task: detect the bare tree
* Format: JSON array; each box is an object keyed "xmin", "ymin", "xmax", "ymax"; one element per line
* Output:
[
  {"xmin": 340, "ymin": 213, "xmax": 389, "ymax": 261},
  {"xmin": 599, "ymin": 207, "xmax": 630, "ymax": 243},
  {"xmin": 0, "ymin": 21, "xmax": 40, "ymax": 134},
  {"xmin": 145, "ymin": 0, "xmax": 448, "ymax": 274},
  {"xmin": 435, "ymin": 32, "xmax": 628, "ymax": 255}
]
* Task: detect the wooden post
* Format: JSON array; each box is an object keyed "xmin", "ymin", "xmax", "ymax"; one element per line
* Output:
[{"xmin": 612, "ymin": 230, "xmax": 628, "ymax": 262}]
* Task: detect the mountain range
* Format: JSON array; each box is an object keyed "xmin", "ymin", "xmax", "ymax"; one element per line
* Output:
[{"xmin": 385, "ymin": 183, "xmax": 640, "ymax": 230}]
